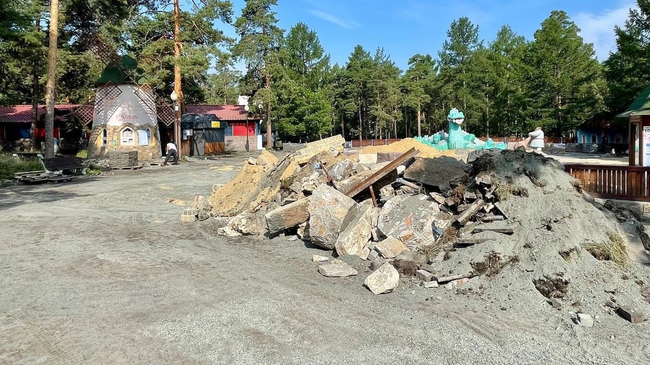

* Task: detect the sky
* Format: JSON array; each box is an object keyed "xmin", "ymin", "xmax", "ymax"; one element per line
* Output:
[{"xmin": 223, "ymin": 0, "xmax": 636, "ymax": 71}]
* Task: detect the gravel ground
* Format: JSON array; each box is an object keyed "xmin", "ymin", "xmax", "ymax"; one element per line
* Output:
[{"xmin": 1, "ymin": 154, "xmax": 649, "ymax": 365}]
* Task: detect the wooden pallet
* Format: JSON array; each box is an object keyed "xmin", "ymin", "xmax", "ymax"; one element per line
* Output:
[{"xmin": 19, "ymin": 173, "xmax": 75, "ymax": 184}]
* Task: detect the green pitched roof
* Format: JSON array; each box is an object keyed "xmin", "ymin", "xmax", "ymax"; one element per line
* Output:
[
  {"xmin": 616, "ymin": 86, "xmax": 650, "ymax": 118},
  {"xmin": 95, "ymin": 55, "xmax": 147, "ymax": 86}
]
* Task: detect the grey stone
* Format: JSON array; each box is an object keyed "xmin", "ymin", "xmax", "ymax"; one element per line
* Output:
[
  {"xmin": 416, "ymin": 269, "xmax": 435, "ymax": 282},
  {"xmin": 318, "ymin": 259, "xmax": 358, "ymax": 277},
  {"xmin": 335, "ymin": 200, "xmax": 374, "ymax": 257},
  {"xmin": 309, "ymin": 185, "xmax": 358, "ymax": 249},
  {"xmin": 577, "ymin": 313, "xmax": 594, "ymax": 328},
  {"xmin": 224, "ymin": 211, "xmax": 267, "ymax": 236},
  {"xmin": 364, "ymin": 263, "xmax": 400, "ymax": 294},
  {"xmin": 312, "ymin": 255, "xmax": 329, "ymax": 262},
  {"xmin": 370, "ymin": 258, "xmax": 388, "ymax": 271},
  {"xmin": 395, "ymin": 250, "xmax": 427, "ymax": 265},
  {"xmin": 297, "ymin": 221, "xmax": 311, "ymax": 241},
  {"xmin": 359, "ymin": 247, "xmax": 371, "ymax": 260},
  {"xmin": 375, "ymin": 236, "xmax": 409, "ymax": 259},
  {"xmin": 379, "ymin": 185, "xmax": 395, "ymax": 203},
  {"xmin": 265, "ymin": 198, "xmax": 310, "ymax": 235},
  {"xmin": 368, "ymin": 250, "xmax": 380, "ymax": 262},
  {"xmin": 420, "ymin": 264, "xmax": 436, "ymax": 274},
  {"xmin": 377, "ymin": 194, "xmax": 442, "ymax": 247},
  {"xmin": 328, "ymin": 159, "xmax": 354, "ymax": 181},
  {"xmin": 423, "ymin": 281, "xmax": 439, "ymax": 288}
]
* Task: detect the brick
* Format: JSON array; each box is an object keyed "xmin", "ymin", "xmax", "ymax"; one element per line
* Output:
[
  {"xmin": 416, "ymin": 269, "xmax": 435, "ymax": 282},
  {"xmin": 616, "ymin": 306, "xmax": 644, "ymax": 323}
]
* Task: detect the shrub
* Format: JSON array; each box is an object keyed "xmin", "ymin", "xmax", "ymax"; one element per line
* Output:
[{"xmin": 0, "ymin": 154, "xmax": 43, "ymax": 181}]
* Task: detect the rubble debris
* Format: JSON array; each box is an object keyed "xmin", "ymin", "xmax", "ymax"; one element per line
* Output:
[
  {"xmin": 377, "ymin": 194, "xmax": 443, "ymax": 247},
  {"xmin": 345, "ymin": 147, "xmax": 418, "ymax": 198},
  {"xmin": 328, "ymin": 159, "xmax": 355, "ymax": 182},
  {"xmin": 364, "ymin": 263, "xmax": 400, "ymax": 294},
  {"xmin": 576, "ymin": 313, "xmax": 594, "ymax": 327},
  {"xmin": 312, "ymin": 255, "xmax": 329, "ymax": 262},
  {"xmin": 424, "ymin": 281, "xmax": 439, "ymax": 289},
  {"xmin": 404, "ymin": 156, "xmax": 468, "ymax": 193},
  {"xmin": 616, "ymin": 306, "xmax": 644, "ymax": 323},
  {"xmin": 265, "ymin": 198, "xmax": 310, "ymax": 235},
  {"xmin": 416, "ymin": 269, "xmax": 435, "ymax": 282},
  {"xmin": 435, "ymin": 273, "xmax": 474, "ymax": 284},
  {"xmin": 293, "ymin": 135, "xmax": 346, "ymax": 165},
  {"xmin": 374, "ymin": 236, "xmax": 409, "ymax": 259},
  {"xmin": 308, "ymin": 185, "xmax": 358, "ymax": 249},
  {"xmin": 221, "ymin": 211, "xmax": 267, "ymax": 236},
  {"xmin": 318, "ymin": 259, "xmax": 358, "ymax": 277},
  {"xmin": 297, "ymin": 221, "xmax": 310, "ymax": 241},
  {"xmin": 455, "ymin": 199, "xmax": 484, "ymax": 226},
  {"xmin": 335, "ymin": 201, "xmax": 374, "ymax": 257}
]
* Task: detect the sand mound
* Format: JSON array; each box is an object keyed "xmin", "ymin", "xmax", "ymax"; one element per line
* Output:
[
  {"xmin": 359, "ymin": 138, "xmax": 461, "ymax": 159},
  {"xmin": 437, "ymin": 149, "xmax": 650, "ymax": 317}
]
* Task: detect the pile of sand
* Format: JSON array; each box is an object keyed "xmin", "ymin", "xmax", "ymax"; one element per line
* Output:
[
  {"xmin": 437, "ymin": 149, "xmax": 650, "ymax": 318},
  {"xmin": 359, "ymin": 138, "xmax": 462, "ymax": 159}
]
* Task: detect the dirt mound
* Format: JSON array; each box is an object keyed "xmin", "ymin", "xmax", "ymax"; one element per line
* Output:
[
  {"xmin": 359, "ymin": 138, "xmax": 462, "ymax": 159},
  {"xmin": 437, "ymin": 149, "xmax": 650, "ymax": 317}
]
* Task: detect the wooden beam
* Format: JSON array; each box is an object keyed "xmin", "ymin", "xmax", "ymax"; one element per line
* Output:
[{"xmin": 344, "ymin": 147, "xmax": 419, "ymax": 197}]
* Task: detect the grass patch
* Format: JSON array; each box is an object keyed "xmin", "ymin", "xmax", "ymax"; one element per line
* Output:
[
  {"xmin": 494, "ymin": 184, "xmax": 528, "ymax": 201},
  {"xmin": 471, "ymin": 251, "xmax": 520, "ymax": 277},
  {"xmin": 582, "ymin": 232, "xmax": 628, "ymax": 268},
  {"xmin": 534, "ymin": 274, "xmax": 570, "ymax": 299},
  {"xmin": 0, "ymin": 154, "xmax": 43, "ymax": 181},
  {"xmin": 76, "ymin": 149, "xmax": 88, "ymax": 158}
]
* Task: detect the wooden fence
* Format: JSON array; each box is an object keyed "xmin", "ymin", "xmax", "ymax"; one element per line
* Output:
[{"xmin": 564, "ymin": 164, "xmax": 650, "ymax": 202}]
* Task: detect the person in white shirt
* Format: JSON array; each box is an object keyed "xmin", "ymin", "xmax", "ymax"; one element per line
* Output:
[{"xmin": 163, "ymin": 141, "xmax": 178, "ymax": 165}]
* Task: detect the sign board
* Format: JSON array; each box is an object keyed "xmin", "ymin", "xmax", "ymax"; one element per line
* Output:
[
  {"xmin": 642, "ymin": 125, "xmax": 650, "ymax": 167},
  {"xmin": 631, "ymin": 115, "xmax": 642, "ymax": 123},
  {"xmin": 211, "ymin": 121, "xmax": 221, "ymax": 129}
]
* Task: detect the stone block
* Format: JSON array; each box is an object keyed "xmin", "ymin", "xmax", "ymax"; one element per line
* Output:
[
  {"xmin": 616, "ymin": 307, "xmax": 644, "ymax": 323},
  {"xmin": 265, "ymin": 198, "xmax": 310, "ymax": 235},
  {"xmin": 180, "ymin": 214, "xmax": 197, "ymax": 223},
  {"xmin": 318, "ymin": 259, "xmax": 358, "ymax": 277},
  {"xmin": 358, "ymin": 153, "xmax": 378, "ymax": 165},
  {"xmin": 577, "ymin": 313, "xmax": 594, "ymax": 328},
  {"xmin": 335, "ymin": 201, "xmax": 374, "ymax": 257},
  {"xmin": 378, "ymin": 194, "xmax": 442, "ymax": 247},
  {"xmin": 416, "ymin": 269, "xmax": 435, "ymax": 282},
  {"xmin": 375, "ymin": 236, "xmax": 409, "ymax": 259},
  {"xmin": 312, "ymin": 255, "xmax": 329, "ymax": 262},
  {"xmin": 308, "ymin": 185, "xmax": 358, "ymax": 249},
  {"xmin": 359, "ymin": 247, "xmax": 371, "ymax": 260},
  {"xmin": 328, "ymin": 159, "xmax": 354, "ymax": 181},
  {"xmin": 368, "ymin": 250, "xmax": 380, "ymax": 262},
  {"xmin": 364, "ymin": 263, "xmax": 400, "ymax": 294},
  {"xmin": 225, "ymin": 212, "xmax": 267, "ymax": 235},
  {"xmin": 420, "ymin": 264, "xmax": 436, "ymax": 274},
  {"xmin": 423, "ymin": 281, "xmax": 439, "ymax": 289}
]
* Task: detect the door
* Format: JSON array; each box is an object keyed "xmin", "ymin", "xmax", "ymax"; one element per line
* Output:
[
  {"xmin": 203, "ymin": 128, "xmax": 225, "ymax": 155},
  {"xmin": 194, "ymin": 129, "xmax": 205, "ymax": 156}
]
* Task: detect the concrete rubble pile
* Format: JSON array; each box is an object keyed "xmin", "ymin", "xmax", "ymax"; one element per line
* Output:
[{"xmin": 187, "ymin": 136, "xmax": 650, "ymax": 324}]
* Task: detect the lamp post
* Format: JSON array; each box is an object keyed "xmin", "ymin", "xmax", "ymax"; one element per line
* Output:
[
  {"xmin": 170, "ymin": 90, "xmax": 181, "ymax": 157},
  {"xmin": 244, "ymin": 104, "xmax": 250, "ymax": 154}
]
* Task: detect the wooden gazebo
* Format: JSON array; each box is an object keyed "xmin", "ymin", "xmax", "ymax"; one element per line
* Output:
[{"xmin": 616, "ymin": 86, "xmax": 650, "ymax": 166}]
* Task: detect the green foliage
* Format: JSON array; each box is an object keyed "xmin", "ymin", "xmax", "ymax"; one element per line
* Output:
[{"xmin": 0, "ymin": 154, "xmax": 43, "ymax": 181}]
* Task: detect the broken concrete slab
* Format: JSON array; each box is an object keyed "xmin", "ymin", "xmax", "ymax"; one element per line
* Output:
[
  {"xmin": 375, "ymin": 236, "xmax": 409, "ymax": 259},
  {"xmin": 328, "ymin": 159, "xmax": 354, "ymax": 181},
  {"xmin": 416, "ymin": 269, "xmax": 435, "ymax": 282},
  {"xmin": 377, "ymin": 194, "xmax": 441, "ymax": 247},
  {"xmin": 335, "ymin": 201, "xmax": 374, "ymax": 257},
  {"xmin": 364, "ymin": 263, "xmax": 400, "ymax": 294},
  {"xmin": 223, "ymin": 211, "xmax": 267, "ymax": 236},
  {"xmin": 424, "ymin": 281, "xmax": 439, "ymax": 288},
  {"xmin": 293, "ymin": 135, "xmax": 346, "ymax": 165},
  {"xmin": 403, "ymin": 156, "xmax": 468, "ymax": 191},
  {"xmin": 312, "ymin": 255, "xmax": 329, "ymax": 262},
  {"xmin": 309, "ymin": 185, "xmax": 358, "ymax": 250},
  {"xmin": 265, "ymin": 198, "xmax": 310, "ymax": 235},
  {"xmin": 256, "ymin": 149, "xmax": 279, "ymax": 169},
  {"xmin": 318, "ymin": 259, "xmax": 358, "ymax": 277}
]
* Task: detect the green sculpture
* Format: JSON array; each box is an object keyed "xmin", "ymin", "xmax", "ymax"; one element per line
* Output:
[{"xmin": 415, "ymin": 108, "xmax": 506, "ymax": 151}]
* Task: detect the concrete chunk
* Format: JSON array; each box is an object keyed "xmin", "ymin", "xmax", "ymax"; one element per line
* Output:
[
  {"xmin": 312, "ymin": 255, "xmax": 329, "ymax": 262},
  {"xmin": 309, "ymin": 185, "xmax": 358, "ymax": 249},
  {"xmin": 318, "ymin": 259, "xmax": 358, "ymax": 277},
  {"xmin": 335, "ymin": 201, "xmax": 374, "ymax": 257},
  {"xmin": 265, "ymin": 198, "xmax": 310, "ymax": 235},
  {"xmin": 375, "ymin": 236, "xmax": 409, "ymax": 259},
  {"xmin": 416, "ymin": 269, "xmax": 435, "ymax": 282},
  {"xmin": 616, "ymin": 306, "xmax": 644, "ymax": 323},
  {"xmin": 364, "ymin": 263, "xmax": 400, "ymax": 294},
  {"xmin": 577, "ymin": 313, "xmax": 594, "ymax": 327}
]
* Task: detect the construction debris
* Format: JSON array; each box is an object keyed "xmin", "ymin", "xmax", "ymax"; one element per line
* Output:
[{"xmin": 188, "ymin": 136, "xmax": 650, "ymax": 320}]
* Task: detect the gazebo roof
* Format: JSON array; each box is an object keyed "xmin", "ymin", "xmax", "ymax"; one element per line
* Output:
[{"xmin": 616, "ymin": 86, "xmax": 650, "ymax": 118}]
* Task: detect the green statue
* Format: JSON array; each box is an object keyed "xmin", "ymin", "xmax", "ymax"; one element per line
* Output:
[{"xmin": 446, "ymin": 108, "xmax": 466, "ymax": 149}]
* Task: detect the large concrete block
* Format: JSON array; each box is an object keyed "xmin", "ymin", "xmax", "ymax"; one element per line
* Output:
[
  {"xmin": 308, "ymin": 185, "xmax": 358, "ymax": 249},
  {"xmin": 335, "ymin": 201, "xmax": 374, "ymax": 257},
  {"xmin": 265, "ymin": 198, "xmax": 310, "ymax": 235}
]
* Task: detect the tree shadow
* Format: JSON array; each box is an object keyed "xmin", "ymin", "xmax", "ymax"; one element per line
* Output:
[{"xmin": 0, "ymin": 178, "xmax": 96, "ymax": 211}]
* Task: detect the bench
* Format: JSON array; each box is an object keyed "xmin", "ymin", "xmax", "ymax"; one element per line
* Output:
[{"xmin": 41, "ymin": 155, "xmax": 85, "ymax": 174}]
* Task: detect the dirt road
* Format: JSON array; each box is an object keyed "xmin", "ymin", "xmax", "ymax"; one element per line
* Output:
[{"xmin": 1, "ymin": 155, "xmax": 649, "ymax": 364}]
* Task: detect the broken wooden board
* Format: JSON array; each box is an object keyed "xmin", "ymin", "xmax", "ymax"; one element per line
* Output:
[
  {"xmin": 471, "ymin": 227, "xmax": 514, "ymax": 235},
  {"xmin": 345, "ymin": 147, "xmax": 419, "ymax": 198},
  {"xmin": 435, "ymin": 273, "xmax": 476, "ymax": 284},
  {"xmin": 453, "ymin": 238, "xmax": 493, "ymax": 248},
  {"xmin": 455, "ymin": 199, "xmax": 484, "ymax": 226}
]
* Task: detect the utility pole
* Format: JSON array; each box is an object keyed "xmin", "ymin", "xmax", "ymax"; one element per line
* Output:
[
  {"xmin": 173, "ymin": 0, "xmax": 182, "ymax": 158},
  {"xmin": 44, "ymin": 0, "xmax": 59, "ymax": 158}
]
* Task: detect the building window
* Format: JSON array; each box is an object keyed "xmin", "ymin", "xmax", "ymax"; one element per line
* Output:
[
  {"xmin": 102, "ymin": 128, "xmax": 107, "ymax": 145},
  {"xmin": 138, "ymin": 129, "xmax": 151, "ymax": 146},
  {"xmin": 121, "ymin": 127, "xmax": 135, "ymax": 145}
]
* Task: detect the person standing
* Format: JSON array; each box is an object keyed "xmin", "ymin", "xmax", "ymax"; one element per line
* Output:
[
  {"xmin": 528, "ymin": 127, "xmax": 544, "ymax": 152},
  {"xmin": 163, "ymin": 140, "xmax": 178, "ymax": 165}
]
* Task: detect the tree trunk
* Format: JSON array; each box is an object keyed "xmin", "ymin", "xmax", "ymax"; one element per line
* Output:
[
  {"xmin": 173, "ymin": 0, "xmax": 182, "ymax": 157},
  {"xmin": 263, "ymin": 28, "xmax": 272, "ymax": 148},
  {"xmin": 30, "ymin": 17, "xmax": 41, "ymax": 151},
  {"xmin": 44, "ymin": 0, "xmax": 59, "ymax": 158},
  {"xmin": 358, "ymin": 98, "xmax": 362, "ymax": 145},
  {"xmin": 417, "ymin": 103, "xmax": 421, "ymax": 137}
]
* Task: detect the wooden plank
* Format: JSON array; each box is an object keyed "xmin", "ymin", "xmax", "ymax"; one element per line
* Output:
[
  {"xmin": 345, "ymin": 147, "xmax": 419, "ymax": 197},
  {"xmin": 471, "ymin": 227, "xmax": 514, "ymax": 235},
  {"xmin": 455, "ymin": 199, "xmax": 485, "ymax": 226}
]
